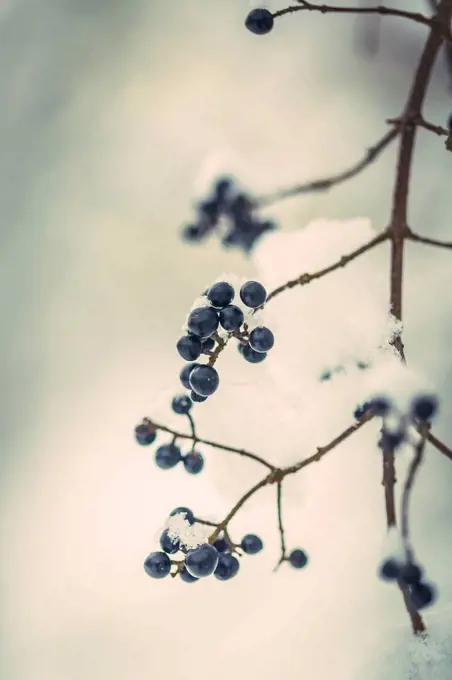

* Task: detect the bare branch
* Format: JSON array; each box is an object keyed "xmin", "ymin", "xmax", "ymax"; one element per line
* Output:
[
  {"xmin": 407, "ymin": 231, "xmax": 452, "ymax": 250},
  {"xmin": 273, "ymin": 481, "xmax": 287, "ymax": 570},
  {"xmin": 425, "ymin": 430, "xmax": 452, "ymax": 462}
]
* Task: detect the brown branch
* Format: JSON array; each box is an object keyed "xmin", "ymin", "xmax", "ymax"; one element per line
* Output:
[
  {"xmin": 256, "ymin": 128, "xmax": 398, "ymax": 208},
  {"xmin": 407, "ymin": 231, "xmax": 452, "ymax": 250},
  {"xmin": 425, "ymin": 430, "xmax": 452, "ymax": 462},
  {"xmin": 400, "ymin": 435, "xmax": 427, "ymax": 563},
  {"xmin": 273, "ymin": 481, "xmax": 287, "ymax": 570}
]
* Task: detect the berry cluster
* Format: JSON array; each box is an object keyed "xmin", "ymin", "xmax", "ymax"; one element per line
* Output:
[
  {"xmin": 379, "ymin": 557, "xmax": 436, "ymax": 610},
  {"xmin": 181, "ymin": 176, "xmax": 277, "ymax": 254},
  {"xmin": 176, "ymin": 280, "xmax": 275, "ymax": 403}
]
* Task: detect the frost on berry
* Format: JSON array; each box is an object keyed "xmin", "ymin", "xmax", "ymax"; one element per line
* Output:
[{"xmin": 164, "ymin": 513, "xmax": 211, "ymax": 550}]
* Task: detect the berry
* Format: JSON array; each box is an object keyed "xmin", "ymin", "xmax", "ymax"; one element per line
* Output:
[
  {"xmin": 410, "ymin": 581, "xmax": 436, "ymax": 609},
  {"xmin": 239, "ymin": 281, "xmax": 267, "ymax": 308},
  {"xmin": 213, "ymin": 176, "xmax": 233, "ymax": 205},
  {"xmin": 353, "ymin": 401, "xmax": 371, "ymax": 420},
  {"xmin": 134, "ymin": 422, "xmax": 157, "ymax": 446},
  {"xmin": 190, "ymin": 390, "xmax": 208, "ymax": 403},
  {"xmin": 160, "ymin": 530, "xmax": 181, "ymax": 555},
  {"xmin": 201, "ymin": 337, "xmax": 215, "ymax": 353},
  {"xmin": 144, "ymin": 551, "xmax": 171, "ymax": 579},
  {"xmin": 399, "ymin": 562, "xmax": 423, "ymax": 586},
  {"xmin": 214, "ymin": 553, "xmax": 240, "ymax": 581},
  {"xmin": 155, "ymin": 444, "xmax": 182, "ymax": 470},
  {"xmin": 179, "ymin": 566, "xmax": 199, "ymax": 583},
  {"xmin": 207, "ymin": 282, "xmax": 235, "ymax": 309},
  {"xmin": 410, "ymin": 394, "xmax": 438, "ymax": 421},
  {"xmin": 379, "ymin": 558, "xmax": 401, "ymax": 581},
  {"xmin": 187, "ymin": 307, "xmax": 219, "ymax": 339},
  {"xmin": 198, "ymin": 199, "xmax": 220, "ymax": 227},
  {"xmin": 177, "ymin": 334, "xmax": 202, "ymax": 361},
  {"xmin": 289, "ymin": 549, "xmax": 308, "ymax": 569},
  {"xmin": 172, "ymin": 394, "xmax": 192, "ymax": 415},
  {"xmin": 219, "ymin": 304, "xmax": 245, "ymax": 331},
  {"xmin": 170, "ymin": 506, "xmax": 195, "ymax": 524},
  {"xmin": 370, "ymin": 396, "xmax": 392, "ymax": 416},
  {"xmin": 239, "ymin": 343, "xmax": 267, "ymax": 363},
  {"xmin": 249, "ymin": 326, "xmax": 274, "ymax": 352},
  {"xmin": 189, "ymin": 365, "xmax": 220, "ymax": 397},
  {"xmin": 182, "ymin": 224, "xmax": 207, "ymax": 243},
  {"xmin": 183, "ymin": 451, "xmax": 204, "ymax": 474},
  {"xmin": 241, "ymin": 534, "xmax": 263, "ymax": 555},
  {"xmin": 213, "ymin": 537, "xmax": 229, "ymax": 553},
  {"xmin": 228, "ymin": 193, "xmax": 254, "ymax": 217},
  {"xmin": 180, "ymin": 362, "xmax": 201, "ymax": 389},
  {"xmin": 319, "ymin": 370, "xmax": 332, "ymax": 382},
  {"xmin": 379, "ymin": 428, "xmax": 405, "ymax": 450},
  {"xmin": 245, "ymin": 8, "xmax": 274, "ymax": 35},
  {"xmin": 185, "ymin": 544, "xmax": 219, "ymax": 578}
]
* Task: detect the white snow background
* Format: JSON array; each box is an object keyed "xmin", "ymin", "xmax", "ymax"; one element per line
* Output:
[{"xmin": 1, "ymin": 1, "xmax": 452, "ymax": 680}]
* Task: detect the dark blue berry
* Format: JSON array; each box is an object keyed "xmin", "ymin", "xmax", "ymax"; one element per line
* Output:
[
  {"xmin": 379, "ymin": 429, "xmax": 405, "ymax": 450},
  {"xmin": 207, "ymin": 282, "xmax": 235, "ymax": 309},
  {"xmin": 410, "ymin": 581, "xmax": 436, "ymax": 609},
  {"xmin": 185, "ymin": 544, "xmax": 219, "ymax": 578},
  {"xmin": 182, "ymin": 224, "xmax": 207, "ymax": 243},
  {"xmin": 183, "ymin": 451, "xmax": 204, "ymax": 474},
  {"xmin": 187, "ymin": 307, "xmax": 219, "ymax": 339},
  {"xmin": 239, "ymin": 343, "xmax": 267, "ymax": 363},
  {"xmin": 190, "ymin": 390, "xmax": 208, "ymax": 403},
  {"xmin": 155, "ymin": 443, "xmax": 182, "ymax": 470},
  {"xmin": 241, "ymin": 534, "xmax": 263, "ymax": 555},
  {"xmin": 245, "ymin": 8, "xmax": 274, "ymax": 35},
  {"xmin": 213, "ymin": 537, "xmax": 229, "ymax": 553},
  {"xmin": 170, "ymin": 506, "xmax": 195, "ymax": 525},
  {"xmin": 319, "ymin": 370, "xmax": 332, "ymax": 382},
  {"xmin": 160, "ymin": 530, "xmax": 181, "ymax": 555},
  {"xmin": 240, "ymin": 281, "xmax": 267, "ymax": 308},
  {"xmin": 228, "ymin": 194, "xmax": 254, "ymax": 217},
  {"xmin": 189, "ymin": 365, "xmax": 220, "ymax": 397},
  {"xmin": 289, "ymin": 549, "xmax": 308, "ymax": 569},
  {"xmin": 214, "ymin": 553, "xmax": 240, "ymax": 581},
  {"xmin": 179, "ymin": 566, "xmax": 199, "ymax": 583},
  {"xmin": 354, "ymin": 401, "xmax": 371, "ymax": 420},
  {"xmin": 213, "ymin": 176, "xmax": 233, "ymax": 206},
  {"xmin": 198, "ymin": 199, "xmax": 220, "ymax": 227},
  {"xmin": 219, "ymin": 304, "xmax": 244, "ymax": 331},
  {"xmin": 379, "ymin": 558, "xmax": 401, "ymax": 581},
  {"xmin": 249, "ymin": 326, "xmax": 274, "ymax": 352},
  {"xmin": 134, "ymin": 423, "xmax": 157, "ymax": 446},
  {"xmin": 399, "ymin": 562, "xmax": 423, "ymax": 586},
  {"xmin": 176, "ymin": 335, "xmax": 202, "ymax": 361},
  {"xmin": 144, "ymin": 551, "xmax": 171, "ymax": 579},
  {"xmin": 370, "ymin": 396, "xmax": 391, "ymax": 416},
  {"xmin": 172, "ymin": 394, "xmax": 192, "ymax": 415},
  {"xmin": 201, "ymin": 337, "xmax": 215, "ymax": 353},
  {"xmin": 410, "ymin": 394, "xmax": 438, "ymax": 421},
  {"xmin": 180, "ymin": 362, "xmax": 201, "ymax": 390}
]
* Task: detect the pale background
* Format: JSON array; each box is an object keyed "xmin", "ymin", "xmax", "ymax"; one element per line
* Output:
[{"xmin": 1, "ymin": 1, "xmax": 452, "ymax": 679}]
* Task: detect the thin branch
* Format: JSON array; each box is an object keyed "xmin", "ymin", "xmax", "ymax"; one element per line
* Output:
[
  {"xmin": 186, "ymin": 412, "xmax": 197, "ymax": 445},
  {"xmin": 386, "ymin": 115, "xmax": 449, "ymax": 136},
  {"xmin": 407, "ymin": 231, "xmax": 452, "ymax": 250},
  {"xmin": 400, "ymin": 435, "xmax": 427, "ymax": 563},
  {"xmin": 273, "ymin": 481, "xmax": 287, "ymax": 570},
  {"xmin": 381, "ymin": 432, "xmax": 397, "ymax": 527},
  {"xmin": 425, "ymin": 430, "xmax": 452, "ymax": 462},
  {"xmin": 256, "ymin": 128, "xmax": 398, "ymax": 208}
]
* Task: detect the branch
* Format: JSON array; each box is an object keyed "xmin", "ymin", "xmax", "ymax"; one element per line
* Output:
[
  {"xmin": 425, "ymin": 430, "xmax": 452, "ymax": 462},
  {"xmin": 400, "ymin": 435, "xmax": 427, "ymax": 563},
  {"xmin": 407, "ymin": 231, "xmax": 452, "ymax": 250},
  {"xmin": 273, "ymin": 481, "xmax": 287, "ymax": 570},
  {"xmin": 256, "ymin": 128, "xmax": 398, "ymax": 208}
]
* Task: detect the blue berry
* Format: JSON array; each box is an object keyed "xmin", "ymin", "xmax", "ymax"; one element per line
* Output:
[
  {"xmin": 219, "ymin": 304, "xmax": 244, "ymax": 331},
  {"xmin": 170, "ymin": 506, "xmax": 195, "ymax": 525},
  {"xmin": 180, "ymin": 362, "xmax": 201, "ymax": 390},
  {"xmin": 245, "ymin": 8, "xmax": 274, "ymax": 35},
  {"xmin": 187, "ymin": 307, "xmax": 219, "ymax": 339},
  {"xmin": 190, "ymin": 390, "xmax": 208, "ymax": 403},
  {"xmin": 134, "ymin": 423, "xmax": 157, "ymax": 446},
  {"xmin": 160, "ymin": 530, "xmax": 181, "ymax": 555},
  {"xmin": 207, "ymin": 282, "xmax": 235, "ymax": 309},
  {"xmin": 370, "ymin": 396, "xmax": 392, "ymax": 416},
  {"xmin": 354, "ymin": 401, "xmax": 371, "ymax": 420},
  {"xmin": 240, "ymin": 281, "xmax": 267, "ymax": 308},
  {"xmin": 249, "ymin": 326, "xmax": 274, "ymax": 352},
  {"xmin": 176, "ymin": 335, "xmax": 202, "ymax": 361},
  {"xmin": 410, "ymin": 394, "xmax": 438, "ymax": 421},
  {"xmin": 201, "ymin": 337, "xmax": 215, "ymax": 353},
  {"xmin": 172, "ymin": 394, "xmax": 192, "ymax": 415},
  {"xmin": 213, "ymin": 176, "xmax": 233, "ymax": 205},
  {"xmin": 241, "ymin": 534, "xmax": 263, "ymax": 555},
  {"xmin": 183, "ymin": 451, "xmax": 204, "ymax": 474},
  {"xmin": 410, "ymin": 581, "xmax": 436, "ymax": 609},
  {"xmin": 155, "ymin": 443, "xmax": 182, "ymax": 470},
  {"xmin": 182, "ymin": 224, "xmax": 207, "ymax": 243},
  {"xmin": 379, "ymin": 428, "xmax": 405, "ymax": 450},
  {"xmin": 238, "ymin": 343, "xmax": 267, "ymax": 363},
  {"xmin": 213, "ymin": 537, "xmax": 229, "ymax": 553},
  {"xmin": 185, "ymin": 544, "xmax": 219, "ymax": 578},
  {"xmin": 198, "ymin": 199, "xmax": 220, "ymax": 227},
  {"xmin": 179, "ymin": 566, "xmax": 199, "ymax": 583},
  {"xmin": 214, "ymin": 553, "xmax": 240, "ymax": 581},
  {"xmin": 144, "ymin": 551, "xmax": 171, "ymax": 579},
  {"xmin": 289, "ymin": 549, "xmax": 308, "ymax": 569},
  {"xmin": 399, "ymin": 562, "xmax": 423, "ymax": 586},
  {"xmin": 189, "ymin": 365, "xmax": 220, "ymax": 397},
  {"xmin": 228, "ymin": 193, "xmax": 254, "ymax": 217},
  {"xmin": 379, "ymin": 558, "xmax": 401, "ymax": 581}
]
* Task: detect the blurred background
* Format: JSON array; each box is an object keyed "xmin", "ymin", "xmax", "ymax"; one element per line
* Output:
[{"xmin": 1, "ymin": 1, "xmax": 452, "ymax": 679}]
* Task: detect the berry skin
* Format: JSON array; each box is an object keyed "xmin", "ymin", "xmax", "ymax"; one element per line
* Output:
[
  {"xmin": 170, "ymin": 506, "xmax": 195, "ymax": 524},
  {"xmin": 182, "ymin": 224, "xmax": 207, "ymax": 243},
  {"xmin": 379, "ymin": 558, "xmax": 401, "ymax": 581},
  {"xmin": 239, "ymin": 343, "xmax": 267, "ymax": 363},
  {"xmin": 245, "ymin": 8, "xmax": 274, "ymax": 35},
  {"xmin": 190, "ymin": 390, "xmax": 208, "ymax": 403},
  {"xmin": 213, "ymin": 537, "xmax": 229, "ymax": 553},
  {"xmin": 144, "ymin": 551, "xmax": 171, "ymax": 579},
  {"xmin": 353, "ymin": 401, "xmax": 371, "ymax": 420},
  {"xmin": 176, "ymin": 335, "xmax": 202, "ymax": 361},
  {"xmin": 399, "ymin": 562, "xmax": 423, "ymax": 586},
  {"xmin": 410, "ymin": 394, "xmax": 438, "ymax": 421},
  {"xmin": 249, "ymin": 326, "xmax": 274, "ymax": 352},
  {"xmin": 179, "ymin": 566, "xmax": 199, "ymax": 583},
  {"xmin": 183, "ymin": 451, "xmax": 204, "ymax": 474},
  {"xmin": 187, "ymin": 307, "xmax": 219, "ymax": 339},
  {"xmin": 185, "ymin": 544, "xmax": 219, "ymax": 578},
  {"xmin": 180, "ymin": 362, "xmax": 201, "ymax": 390},
  {"xmin": 198, "ymin": 199, "xmax": 220, "ymax": 227},
  {"xmin": 134, "ymin": 423, "xmax": 157, "ymax": 446},
  {"xmin": 172, "ymin": 394, "xmax": 192, "ymax": 415},
  {"xmin": 189, "ymin": 365, "xmax": 220, "ymax": 397},
  {"xmin": 289, "ymin": 549, "xmax": 308, "ymax": 569},
  {"xmin": 379, "ymin": 428, "xmax": 405, "ymax": 450},
  {"xmin": 241, "ymin": 534, "xmax": 263, "ymax": 555},
  {"xmin": 219, "ymin": 304, "xmax": 245, "ymax": 331},
  {"xmin": 410, "ymin": 581, "xmax": 436, "ymax": 609},
  {"xmin": 239, "ymin": 281, "xmax": 267, "ymax": 308},
  {"xmin": 207, "ymin": 282, "xmax": 235, "ymax": 309},
  {"xmin": 201, "ymin": 337, "xmax": 215, "ymax": 353},
  {"xmin": 214, "ymin": 553, "xmax": 240, "ymax": 581},
  {"xmin": 155, "ymin": 444, "xmax": 182, "ymax": 470},
  {"xmin": 160, "ymin": 530, "xmax": 181, "ymax": 555},
  {"xmin": 370, "ymin": 396, "xmax": 392, "ymax": 416}
]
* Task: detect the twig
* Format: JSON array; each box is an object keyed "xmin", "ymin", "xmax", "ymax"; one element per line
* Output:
[
  {"xmin": 274, "ymin": 481, "xmax": 287, "ymax": 570},
  {"xmin": 400, "ymin": 435, "xmax": 427, "ymax": 563},
  {"xmin": 425, "ymin": 430, "xmax": 452, "ymax": 462},
  {"xmin": 407, "ymin": 231, "xmax": 452, "ymax": 250}
]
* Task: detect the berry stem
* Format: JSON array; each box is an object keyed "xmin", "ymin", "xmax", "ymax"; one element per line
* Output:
[
  {"xmin": 401, "ymin": 432, "xmax": 427, "ymax": 563},
  {"xmin": 273, "ymin": 480, "xmax": 287, "ymax": 570}
]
